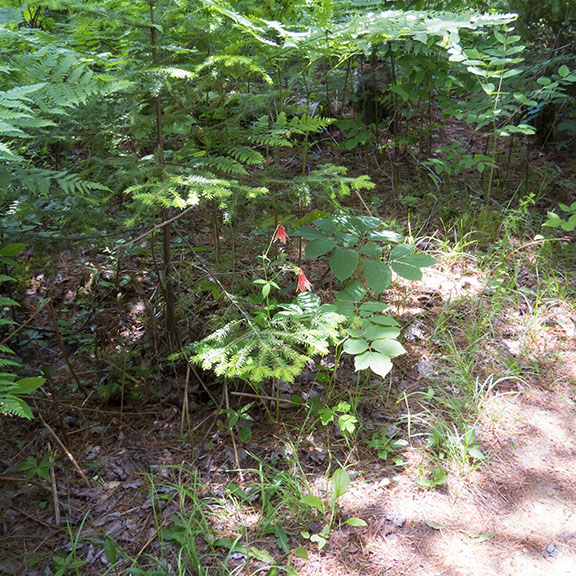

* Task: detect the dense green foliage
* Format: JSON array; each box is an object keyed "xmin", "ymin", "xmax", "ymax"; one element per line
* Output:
[
  {"xmin": 1, "ymin": 0, "xmax": 575, "ymax": 416},
  {"xmin": 1, "ymin": 1, "xmax": 575, "ymax": 575}
]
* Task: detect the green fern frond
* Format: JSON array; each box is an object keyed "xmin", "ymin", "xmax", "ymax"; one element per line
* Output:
[
  {"xmin": 289, "ymin": 114, "xmax": 335, "ymax": 134},
  {"xmin": 228, "ymin": 145, "xmax": 264, "ymax": 165},
  {"xmin": 0, "ymin": 396, "xmax": 33, "ymax": 420},
  {"xmin": 196, "ymin": 55, "xmax": 272, "ymax": 84},
  {"xmin": 197, "ymin": 155, "xmax": 248, "ymax": 175},
  {"xmin": 190, "ymin": 294, "xmax": 345, "ymax": 384}
]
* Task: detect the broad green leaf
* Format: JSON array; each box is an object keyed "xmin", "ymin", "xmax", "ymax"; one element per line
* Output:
[
  {"xmin": 368, "ymin": 315, "xmax": 399, "ymax": 327},
  {"xmin": 334, "ymin": 232, "xmax": 359, "ymax": 247},
  {"xmin": 345, "ymin": 328, "xmax": 364, "ymax": 337},
  {"xmin": 310, "ymin": 534, "xmax": 327, "ymax": 549},
  {"xmin": 330, "ymin": 248, "xmax": 359, "ymax": 281},
  {"xmin": 301, "ymin": 494, "xmax": 324, "ymax": 510},
  {"xmin": 314, "ymin": 218, "xmax": 336, "ymax": 234},
  {"xmin": 344, "ymin": 517, "xmax": 367, "ymax": 527},
  {"xmin": 13, "ymin": 377, "xmax": 45, "ymax": 394},
  {"xmin": 318, "ymin": 408, "xmax": 335, "ymax": 425},
  {"xmin": 305, "ymin": 237, "xmax": 336, "ymax": 258},
  {"xmin": 360, "ymin": 244, "xmax": 382, "ymax": 259},
  {"xmin": 339, "ymin": 414, "xmax": 358, "ymax": 434},
  {"xmin": 333, "ymin": 301, "xmax": 355, "ymax": 317},
  {"xmin": 354, "ymin": 351, "xmax": 372, "ymax": 371},
  {"xmin": 363, "ymin": 325, "xmax": 401, "ymax": 340},
  {"xmin": 332, "ymin": 468, "xmax": 350, "ymax": 498},
  {"xmin": 371, "ymin": 339, "xmax": 406, "ymax": 357},
  {"xmin": 363, "ymin": 260, "xmax": 392, "ymax": 293},
  {"xmin": 390, "ymin": 243, "xmax": 414, "ymax": 259},
  {"xmin": 238, "ymin": 426, "xmax": 251, "ymax": 442},
  {"xmin": 293, "ymin": 546, "xmax": 309, "ymax": 560},
  {"xmin": 249, "ymin": 547, "xmax": 275, "ymax": 563},
  {"xmin": 0, "ymin": 243, "xmax": 25, "ymax": 257},
  {"xmin": 335, "ymin": 281, "xmax": 366, "ymax": 302},
  {"xmin": 343, "ymin": 338, "xmax": 369, "ymax": 355},
  {"xmin": 468, "ymin": 446, "xmax": 485, "ymax": 461},
  {"xmin": 368, "ymin": 353, "xmax": 393, "ymax": 377},
  {"xmin": 367, "ymin": 230, "xmax": 403, "ymax": 243},
  {"xmin": 391, "ymin": 261, "xmax": 423, "ymax": 281},
  {"xmin": 104, "ymin": 537, "xmax": 117, "ymax": 565},
  {"xmin": 296, "ymin": 226, "xmax": 327, "ymax": 240},
  {"xmin": 543, "ymin": 212, "xmax": 563, "ymax": 227},
  {"xmin": 359, "ymin": 302, "xmax": 388, "ymax": 313},
  {"xmin": 401, "ymin": 253, "xmax": 437, "ymax": 268}
]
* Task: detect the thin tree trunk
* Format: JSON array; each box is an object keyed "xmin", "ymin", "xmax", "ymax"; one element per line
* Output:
[{"xmin": 150, "ymin": 0, "xmax": 179, "ymax": 350}]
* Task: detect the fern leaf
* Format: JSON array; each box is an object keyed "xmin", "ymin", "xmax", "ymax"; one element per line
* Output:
[
  {"xmin": 228, "ymin": 145, "xmax": 264, "ymax": 165},
  {"xmin": 0, "ymin": 396, "xmax": 33, "ymax": 419}
]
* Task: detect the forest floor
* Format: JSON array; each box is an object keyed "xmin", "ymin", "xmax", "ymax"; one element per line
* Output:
[{"xmin": 1, "ymin": 153, "xmax": 576, "ymax": 576}]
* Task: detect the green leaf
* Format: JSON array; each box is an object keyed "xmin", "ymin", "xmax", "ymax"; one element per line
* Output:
[
  {"xmin": 344, "ymin": 517, "xmax": 367, "ymax": 527},
  {"xmin": 338, "ymin": 414, "xmax": 358, "ymax": 434},
  {"xmin": 358, "ymin": 302, "xmax": 388, "ymax": 313},
  {"xmin": 390, "ymin": 261, "xmax": 423, "ymax": 281},
  {"xmin": 368, "ymin": 353, "xmax": 393, "ymax": 377},
  {"xmin": 401, "ymin": 253, "xmax": 437, "ymax": 268},
  {"xmin": 363, "ymin": 324, "xmax": 400, "ymax": 340},
  {"xmin": 335, "ymin": 281, "xmax": 366, "ymax": 302},
  {"xmin": 12, "ymin": 377, "xmax": 45, "ymax": 394},
  {"xmin": 333, "ymin": 301, "xmax": 355, "ymax": 317},
  {"xmin": 426, "ymin": 521, "xmax": 443, "ymax": 530},
  {"xmin": 330, "ymin": 249, "xmax": 359, "ymax": 282},
  {"xmin": 297, "ymin": 226, "xmax": 328, "ymax": 240},
  {"xmin": 293, "ymin": 546, "xmax": 309, "ymax": 560},
  {"xmin": 301, "ymin": 495, "xmax": 324, "ymax": 510},
  {"xmin": 367, "ymin": 315, "xmax": 399, "ymax": 327},
  {"xmin": 558, "ymin": 64, "xmax": 570, "ymax": 78},
  {"xmin": 343, "ymin": 338, "xmax": 369, "ymax": 355},
  {"xmin": 0, "ymin": 397, "xmax": 33, "ymax": 419},
  {"xmin": 468, "ymin": 446, "xmax": 485, "ymax": 461},
  {"xmin": 238, "ymin": 426, "xmax": 252, "ymax": 443},
  {"xmin": 103, "ymin": 537, "xmax": 117, "ymax": 565},
  {"xmin": 314, "ymin": 218, "xmax": 337, "ymax": 235},
  {"xmin": 249, "ymin": 547, "xmax": 274, "ymax": 563},
  {"xmin": 363, "ymin": 260, "xmax": 392, "ymax": 293},
  {"xmin": 310, "ymin": 534, "xmax": 327, "ymax": 549},
  {"xmin": 360, "ymin": 245, "xmax": 382, "ymax": 259},
  {"xmin": 0, "ymin": 243, "xmax": 25, "ymax": 258},
  {"xmin": 332, "ymin": 468, "xmax": 350, "ymax": 498},
  {"xmin": 390, "ymin": 244, "xmax": 414, "ymax": 259},
  {"xmin": 274, "ymin": 523, "xmax": 290, "ymax": 553},
  {"xmin": 371, "ymin": 339, "xmax": 406, "ymax": 357},
  {"xmin": 305, "ymin": 237, "xmax": 337, "ymax": 258},
  {"xmin": 354, "ymin": 351, "xmax": 371, "ymax": 371},
  {"xmin": 318, "ymin": 408, "xmax": 335, "ymax": 425}
]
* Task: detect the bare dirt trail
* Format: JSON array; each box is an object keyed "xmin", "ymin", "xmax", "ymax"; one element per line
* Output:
[{"xmin": 297, "ymin": 375, "xmax": 576, "ymax": 576}]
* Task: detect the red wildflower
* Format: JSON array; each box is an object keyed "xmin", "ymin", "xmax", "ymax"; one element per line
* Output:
[
  {"xmin": 273, "ymin": 221, "xmax": 289, "ymax": 244},
  {"xmin": 296, "ymin": 269, "xmax": 312, "ymax": 292}
]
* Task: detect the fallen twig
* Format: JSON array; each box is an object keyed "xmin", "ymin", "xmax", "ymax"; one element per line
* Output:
[{"xmin": 35, "ymin": 404, "xmax": 92, "ymax": 488}]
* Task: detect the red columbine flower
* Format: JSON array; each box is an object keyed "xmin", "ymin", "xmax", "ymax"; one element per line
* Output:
[
  {"xmin": 296, "ymin": 269, "xmax": 312, "ymax": 292},
  {"xmin": 273, "ymin": 221, "xmax": 289, "ymax": 244}
]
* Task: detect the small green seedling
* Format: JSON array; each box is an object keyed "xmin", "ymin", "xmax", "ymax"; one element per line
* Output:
[{"xmin": 300, "ymin": 468, "xmax": 366, "ymax": 550}]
